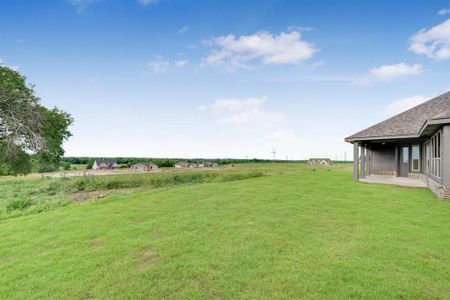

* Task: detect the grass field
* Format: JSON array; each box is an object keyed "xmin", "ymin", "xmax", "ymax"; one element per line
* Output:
[{"xmin": 0, "ymin": 163, "xmax": 449, "ymax": 299}]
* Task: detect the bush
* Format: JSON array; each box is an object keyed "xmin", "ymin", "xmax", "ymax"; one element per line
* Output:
[
  {"xmin": 86, "ymin": 159, "xmax": 94, "ymax": 170},
  {"xmin": 73, "ymin": 177, "xmax": 95, "ymax": 191},
  {"xmin": 43, "ymin": 181, "xmax": 64, "ymax": 195},
  {"xmin": 7, "ymin": 199, "xmax": 33, "ymax": 212}
]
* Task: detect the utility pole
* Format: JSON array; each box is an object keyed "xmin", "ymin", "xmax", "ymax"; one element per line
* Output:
[
  {"xmin": 272, "ymin": 147, "xmax": 277, "ymax": 162},
  {"xmin": 344, "ymin": 151, "xmax": 347, "ymax": 162}
]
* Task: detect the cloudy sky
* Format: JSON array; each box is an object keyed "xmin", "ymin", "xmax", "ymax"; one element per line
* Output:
[{"xmin": 1, "ymin": 0, "xmax": 450, "ymax": 159}]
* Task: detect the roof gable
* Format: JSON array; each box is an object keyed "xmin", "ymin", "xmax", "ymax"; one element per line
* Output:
[{"xmin": 346, "ymin": 91, "xmax": 450, "ymax": 142}]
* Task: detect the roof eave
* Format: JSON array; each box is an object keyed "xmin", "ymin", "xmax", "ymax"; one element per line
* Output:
[
  {"xmin": 418, "ymin": 117, "xmax": 450, "ymax": 136},
  {"xmin": 345, "ymin": 134, "xmax": 418, "ymax": 143}
]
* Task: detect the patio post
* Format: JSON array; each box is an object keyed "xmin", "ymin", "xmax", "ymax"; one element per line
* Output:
[
  {"xmin": 442, "ymin": 125, "xmax": 450, "ymax": 186},
  {"xmin": 353, "ymin": 142, "xmax": 359, "ymax": 181},
  {"xmin": 394, "ymin": 145, "xmax": 398, "ymax": 177},
  {"xmin": 360, "ymin": 146, "xmax": 366, "ymax": 179}
]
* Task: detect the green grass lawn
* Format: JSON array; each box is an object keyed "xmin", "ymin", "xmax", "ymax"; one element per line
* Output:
[{"xmin": 0, "ymin": 164, "xmax": 449, "ymax": 299}]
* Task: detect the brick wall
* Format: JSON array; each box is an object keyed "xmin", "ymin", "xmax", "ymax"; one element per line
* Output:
[{"xmin": 413, "ymin": 173, "xmax": 450, "ymax": 200}]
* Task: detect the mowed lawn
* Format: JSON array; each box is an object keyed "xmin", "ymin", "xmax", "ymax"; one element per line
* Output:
[{"xmin": 0, "ymin": 165, "xmax": 449, "ymax": 299}]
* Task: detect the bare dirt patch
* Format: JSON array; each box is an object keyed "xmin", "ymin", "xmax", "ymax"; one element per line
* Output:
[
  {"xmin": 150, "ymin": 229, "xmax": 168, "ymax": 239},
  {"xmin": 69, "ymin": 189, "xmax": 134, "ymax": 203},
  {"xmin": 89, "ymin": 238, "xmax": 105, "ymax": 249},
  {"xmin": 136, "ymin": 247, "xmax": 161, "ymax": 272}
]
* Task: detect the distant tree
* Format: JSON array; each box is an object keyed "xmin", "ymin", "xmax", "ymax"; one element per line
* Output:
[
  {"xmin": 86, "ymin": 159, "xmax": 94, "ymax": 170},
  {"xmin": 63, "ymin": 162, "xmax": 72, "ymax": 171},
  {"xmin": 0, "ymin": 66, "xmax": 73, "ymax": 175}
]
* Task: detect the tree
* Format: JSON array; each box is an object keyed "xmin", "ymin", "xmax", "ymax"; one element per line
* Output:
[
  {"xmin": 63, "ymin": 162, "xmax": 72, "ymax": 171},
  {"xmin": 86, "ymin": 159, "xmax": 94, "ymax": 170},
  {"xmin": 0, "ymin": 66, "xmax": 73, "ymax": 175}
]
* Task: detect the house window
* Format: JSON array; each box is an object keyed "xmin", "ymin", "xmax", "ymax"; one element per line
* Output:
[
  {"xmin": 428, "ymin": 130, "xmax": 441, "ymax": 178},
  {"xmin": 412, "ymin": 145, "xmax": 420, "ymax": 171},
  {"xmin": 402, "ymin": 147, "xmax": 409, "ymax": 163}
]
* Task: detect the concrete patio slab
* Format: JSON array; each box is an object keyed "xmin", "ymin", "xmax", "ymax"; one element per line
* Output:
[{"xmin": 360, "ymin": 175, "xmax": 427, "ymax": 188}]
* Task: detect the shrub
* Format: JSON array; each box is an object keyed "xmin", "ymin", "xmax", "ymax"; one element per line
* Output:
[
  {"xmin": 73, "ymin": 177, "xmax": 95, "ymax": 191},
  {"xmin": 7, "ymin": 199, "xmax": 33, "ymax": 212}
]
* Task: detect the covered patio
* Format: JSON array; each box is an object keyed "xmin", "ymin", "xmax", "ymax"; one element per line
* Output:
[{"xmin": 360, "ymin": 174, "xmax": 427, "ymax": 188}]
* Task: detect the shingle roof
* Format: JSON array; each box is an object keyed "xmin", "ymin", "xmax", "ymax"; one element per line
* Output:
[
  {"xmin": 95, "ymin": 159, "xmax": 117, "ymax": 166},
  {"xmin": 346, "ymin": 91, "xmax": 450, "ymax": 142},
  {"xmin": 131, "ymin": 162, "xmax": 157, "ymax": 167}
]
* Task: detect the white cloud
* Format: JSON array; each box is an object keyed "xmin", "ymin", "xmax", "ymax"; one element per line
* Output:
[
  {"xmin": 137, "ymin": 0, "xmax": 158, "ymax": 5},
  {"xmin": 179, "ymin": 26, "xmax": 190, "ymax": 34},
  {"xmin": 370, "ymin": 63, "xmax": 422, "ymax": 81},
  {"xmin": 438, "ymin": 8, "xmax": 450, "ymax": 15},
  {"xmin": 200, "ymin": 97, "xmax": 285, "ymax": 124},
  {"xmin": 175, "ymin": 60, "xmax": 189, "ymax": 67},
  {"xmin": 148, "ymin": 56, "xmax": 170, "ymax": 73},
  {"xmin": 353, "ymin": 63, "xmax": 422, "ymax": 85},
  {"xmin": 384, "ymin": 95, "xmax": 429, "ymax": 116},
  {"xmin": 409, "ymin": 19, "xmax": 450, "ymax": 60},
  {"xmin": 212, "ymin": 97, "xmax": 267, "ymax": 112},
  {"xmin": 205, "ymin": 30, "xmax": 318, "ymax": 69}
]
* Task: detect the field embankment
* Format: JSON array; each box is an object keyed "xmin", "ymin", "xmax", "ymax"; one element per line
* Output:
[{"xmin": 0, "ymin": 166, "xmax": 264, "ymax": 220}]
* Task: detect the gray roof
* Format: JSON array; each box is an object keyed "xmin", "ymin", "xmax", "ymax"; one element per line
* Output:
[
  {"xmin": 131, "ymin": 162, "xmax": 157, "ymax": 167},
  {"xmin": 346, "ymin": 91, "xmax": 450, "ymax": 142},
  {"xmin": 95, "ymin": 159, "xmax": 117, "ymax": 166}
]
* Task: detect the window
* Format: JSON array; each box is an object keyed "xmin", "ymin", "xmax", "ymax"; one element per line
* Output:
[
  {"xmin": 427, "ymin": 131, "xmax": 441, "ymax": 178},
  {"xmin": 402, "ymin": 147, "xmax": 409, "ymax": 163},
  {"xmin": 412, "ymin": 145, "xmax": 420, "ymax": 171}
]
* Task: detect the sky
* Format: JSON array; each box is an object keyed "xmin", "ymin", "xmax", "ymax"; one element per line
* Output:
[{"xmin": 1, "ymin": 0, "xmax": 450, "ymax": 160}]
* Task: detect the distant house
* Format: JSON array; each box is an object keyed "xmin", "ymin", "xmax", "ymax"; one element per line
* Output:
[
  {"xmin": 189, "ymin": 163, "xmax": 199, "ymax": 168},
  {"xmin": 174, "ymin": 161, "xmax": 190, "ymax": 169},
  {"xmin": 308, "ymin": 158, "xmax": 333, "ymax": 166},
  {"xmin": 202, "ymin": 161, "xmax": 218, "ymax": 168},
  {"xmin": 345, "ymin": 91, "xmax": 450, "ymax": 199},
  {"xmin": 130, "ymin": 162, "xmax": 158, "ymax": 172},
  {"xmin": 92, "ymin": 159, "xmax": 118, "ymax": 170}
]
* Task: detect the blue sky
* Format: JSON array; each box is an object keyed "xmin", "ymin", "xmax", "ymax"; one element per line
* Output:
[{"xmin": 1, "ymin": 0, "xmax": 450, "ymax": 159}]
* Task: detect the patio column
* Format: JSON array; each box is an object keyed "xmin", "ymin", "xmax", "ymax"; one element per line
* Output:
[
  {"xmin": 353, "ymin": 142, "xmax": 359, "ymax": 181},
  {"xmin": 442, "ymin": 125, "xmax": 450, "ymax": 187},
  {"xmin": 394, "ymin": 145, "xmax": 398, "ymax": 177},
  {"xmin": 360, "ymin": 146, "xmax": 366, "ymax": 179}
]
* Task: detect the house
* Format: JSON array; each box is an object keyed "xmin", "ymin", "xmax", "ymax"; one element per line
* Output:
[
  {"xmin": 130, "ymin": 162, "xmax": 158, "ymax": 172},
  {"xmin": 345, "ymin": 91, "xmax": 450, "ymax": 199},
  {"xmin": 92, "ymin": 159, "xmax": 118, "ymax": 170},
  {"xmin": 202, "ymin": 161, "xmax": 218, "ymax": 168},
  {"xmin": 308, "ymin": 158, "xmax": 333, "ymax": 166},
  {"xmin": 174, "ymin": 161, "xmax": 190, "ymax": 169}
]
